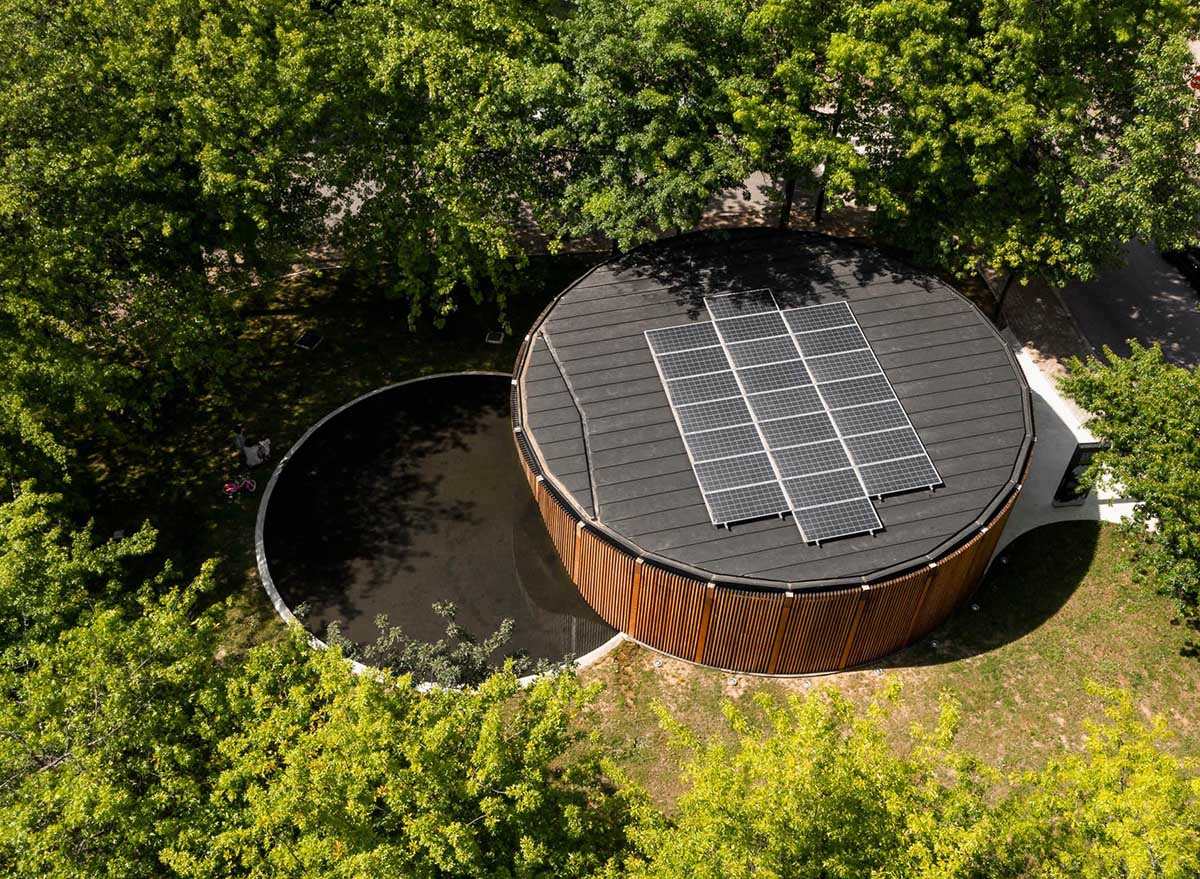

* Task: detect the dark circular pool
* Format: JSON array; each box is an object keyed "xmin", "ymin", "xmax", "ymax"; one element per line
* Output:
[{"xmin": 259, "ymin": 373, "xmax": 615, "ymax": 664}]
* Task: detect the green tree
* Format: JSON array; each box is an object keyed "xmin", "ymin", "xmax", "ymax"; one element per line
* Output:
[
  {"xmin": 320, "ymin": 0, "xmax": 569, "ymax": 326},
  {"xmin": 0, "ymin": 574, "xmax": 230, "ymax": 879},
  {"xmin": 1059, "ymin": 342, "xmax": 1200, "ymax": 618},
  {"xmin": 1011, "ymin": 683, "xmax": 1200, "ymax": 879},
  {"xmin": 0, "ymin": 0, "xmax": 335, "ymax": 475},
  {"xmin": 831, "ymin": 0, "xmax": 1200, "ymax": 283},
  {"xmin": 557, "ymin": 0, "xmax": 750, "ymax": 247},
  {"xmin": 729, "ymin": 0, "xmax": 861, "ymax": 227},
  {"xmin": 617, "ymin": 682, "xmax": 1016, "ymax": 878},
  {"xmin": 165, "ymin": 637, "xmax": 637, "ymax": 878},
  {"xmin": 0, "ymin": 485, "xmax": 155, "ymax": 661}
]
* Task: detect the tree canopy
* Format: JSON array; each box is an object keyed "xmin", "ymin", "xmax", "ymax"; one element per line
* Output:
[
  {"xmin": 615, "ymin": 682, "xmax": 1200, "ymax": 879},
  {"xmin": 2, "ymin": 0, "xmax": 1198, "ymax": 479},
  {"xmin": 1060, "ymin": 342, "xmax": 1200, "ymax": 619}
]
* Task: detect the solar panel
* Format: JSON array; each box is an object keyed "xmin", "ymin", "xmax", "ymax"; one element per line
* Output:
[
  {"xmin": 745, "ymin": 386, "xmax": 824, "ymax": 421},
  {"xmin": 644, "ymin": 291, "xmax": 941, "ymax": 539},
  {"xmin": 859, "ymin": 456, "xmax": 941, "ymax": 496},
  {"xmin": 704, "ymin": 481, "xmax": 789, "ymax": 524},
  {"xmin": 663, "ymin": 371, "xmax": 741, "ymax": 406},
  {"xmin": 645, "ymin": 322, "xmax": 719, "ymax": 354},
  {"xmin": 658, "ymin": 345, "xmax": 729, "ymax": 379},
  {"xmin": 715, "ymin": 311, "xmax": 788, "ymax": 343},
  {"xmin": 818, "ymin": 374, "xmax": 893, "ymax": 409},
  {"xmin": 726, "ymin": 336, "xmax": 798, "ymax": 368},
  {"xmin": 782, "ymin": 469, "xmax": 864, "ymax": 508},
  {"xmin": 693, "ymin": 454, "xmax": 776, "ymax": 493},
  {"xmin": 736, "ymin": 360, "xmax": 812, "ymax": 394},
  {"xmin": 804, "ymin": 349, "xmax": 880, "ymax": 384},
  {"xmin": 830, "ymin": 400, "xmax": 908, "ymax": 436},
  {"xmin": 781, "ymin": 302, "xmax": 853, "ymax": 333},
  {"xmin": 793, "ymin": 499, "xmax": 882, "ymax": 544},
  {"xmin": 759, "ymin": 413, "xmax": 838, "ymax": 449},
  {"xmin": 772, "ymin": 440, "xmax": 853, "ymax": 478},
  {"xmin": 682, "ymin": 424, "xmax": 764, "ymax": 462},
  {"xmin": 791, "ymin": 325, "xmax": 869, "ymax": 358},
  {"xmin": 705, "ymin": 289, "xmax": 778, "ymax": 320},
  {"xmin": 844, "ymin": 427, "xmax": 926, "ymax": 465},
  {"xmin": 675, "ymin": 397, "xmax": 752, "ymax": 433}
]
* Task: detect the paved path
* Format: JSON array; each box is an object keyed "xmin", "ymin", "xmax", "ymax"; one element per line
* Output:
[
  {"xmin": 1057, "ymin": 241, "xmax": 1200, "ymax": 368},
  {"xmin": 994, "ymin": 333, "xmax": 1137, "ymax": 559}
]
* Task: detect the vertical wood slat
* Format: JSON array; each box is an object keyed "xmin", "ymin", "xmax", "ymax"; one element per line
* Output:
[
  {"xmin": 534, "ymin": 477, "xmax": 578, "ymax": 576},
  {"xmin": 845, "ymin": 567, "xmax": 932, "ymax": 668},
  {"xmin": 773, "ymin": 586, "xmax": 861, "ymax": 674},
  {"xmin": 703, "ymin": 588, "xmax": 785, "ymax": 672},
  {"xmin": 627, "ymin": 559, "xmax": 644, "ymax": 631},
  {"xmin": 694, "ymin": 584, "xmax": 716, "ymax": 663},
  {"xmin": 838, "ymin": 587, "xmax": 869, "ymax": 668},
  {"xmin": 767, "ymin": 593, "xmax": 794, "ymax": 674},
  {"xmin": 902, "ymin": 563, "xmax": 939, "ymax": 646},
  {"xmin": 909, "ymin": 535, "xmax": 980, "ymax": 640},
  {"xmin": 573, "ymin": 529, "xmax": 636, "ymax": 631},
  {"xmin": 632, "ymin": 564, "xmax": 706, "ymax": 660}
]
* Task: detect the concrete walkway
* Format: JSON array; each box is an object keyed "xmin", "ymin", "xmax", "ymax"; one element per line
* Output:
[{"xmin": 993, "ymin": 331, "xmax": 1138, "ymax": 558}]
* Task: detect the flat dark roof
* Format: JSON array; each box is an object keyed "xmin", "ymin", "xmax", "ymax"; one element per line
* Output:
[{"xmin": 518, "ymin": 229, "xmax": 1034, "ymax": 589}]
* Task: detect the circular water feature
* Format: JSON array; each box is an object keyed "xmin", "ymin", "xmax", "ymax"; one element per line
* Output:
[{"xmin": 257, "ymin": 373, "xmax": 616, "ymax": 665}]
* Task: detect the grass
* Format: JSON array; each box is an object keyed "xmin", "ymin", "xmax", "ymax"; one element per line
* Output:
[{"xmin": 582, "ymin": 521, "xmax": 1200, "ymax": 807}]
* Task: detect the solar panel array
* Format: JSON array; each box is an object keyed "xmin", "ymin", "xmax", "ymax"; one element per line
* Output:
[{"xmin": 645, "ymin": 290, "xmax": 942, "ymax": 543}]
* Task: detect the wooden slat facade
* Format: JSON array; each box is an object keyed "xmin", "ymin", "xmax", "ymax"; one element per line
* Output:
[
  {"xmin": 702, "ymin": 588, "xmax": 785, "ymax": 673},
  {"xmin": 631, "ymin": 564, "xmax": 706, "ymax": 660},
  {"xmin": 517, "ymin": 439, "xmax": 1027, "ymax": 674},
  {"xmin": 535, "ymin": 478, "xmax": 578, "ymax": 577},
  {"xmin": 774, "ymin": 585, "xmax": 862, "ymax": 674},
  {"xmin": 574, "ymin": 528, "xmax": 635, "ymax": 629}
]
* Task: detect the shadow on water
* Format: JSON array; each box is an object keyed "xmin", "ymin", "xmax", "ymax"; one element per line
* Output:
[
  {"xmin": 879, "ymin": 520, "xmax": 1102, "ymax": 669},
  {"xmin": 262, "ymin": 375, "xmax": 615, "ymax": 663},
  {"xmin": 609, "ymin": 228, "xmax": 932, "ymax": 320}
]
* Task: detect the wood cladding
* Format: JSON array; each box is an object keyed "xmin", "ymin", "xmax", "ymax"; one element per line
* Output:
[
  {"xmin": 516, "ymin": 431, "xmax": 1027, "ymax": 675},
  {"xmin": 535, "ymin": 478, "xmax": 577, "ymax": 576},
  {"xmin": 703, "ymin": 588, "xmax": 784, "ymax": 673},
  {"xmin": 632, "ymin": 563, "xmax": 707, "ymax": 660},
  {"xmin": 574, "ymin": 528, "xmax": 635, "ymax": 629}
]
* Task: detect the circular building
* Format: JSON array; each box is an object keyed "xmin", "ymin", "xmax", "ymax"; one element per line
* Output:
[{"xmin": 512, "ymin": 229, "xmax": 1034, "ymax": 674}]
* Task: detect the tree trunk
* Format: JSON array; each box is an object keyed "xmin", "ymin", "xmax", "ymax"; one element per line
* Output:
[
  {"xmin": 779, "ymin": 178, "xmax": 797, "ymax": 228},
  {"xmin": 993, "ymin": 271, "xmax": 1016, "ymax": 323},
  {"xmin": 814, "ymin": 98, "xmax": 844, "ymax": 228}
]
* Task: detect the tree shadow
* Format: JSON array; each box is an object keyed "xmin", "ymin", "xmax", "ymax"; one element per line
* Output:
[
  {"xmin": 878, "ymin": 520, "xmax": 1102, "ymax": 669},
  {"xmin": 606, "ymin": 227, "xmax": 933, "ymax": 321},
  {"xmin": 264, "ymin": 374, "xmax": 615, "ymax": 661},
  {"xmin": 264, "ymin": 376, "xmax": 501, "ymax": 629}
]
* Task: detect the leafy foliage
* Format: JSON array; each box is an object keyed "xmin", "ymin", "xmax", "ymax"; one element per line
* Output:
[
  {"xmin": 617, "ymin": 683, "xmax": 1011, "ymax": 878},
  {"xmin": 328, "ymin": 601, "xmax": 557, "ymax": 688},
  {"xmin": 166, "ymin": 638, "xmax": 636, "ymax": 878},
  {"xmin": 0, "ymin": 485, "xmax": 155, "ymax": 662},
  {"xmin": 557, "ymin": 0, "xmax": 750, "ymax": 246},
  {"xmin": 0, "ymin": 574, "xmax": 229, "ymax": 879},
  {"xmin": 0, "ymin": 0, "xmax": 336, "ymax": 475},
  {"xmin": 1059, "ymin": 342, "xmax": 1200, "ymax": 617},
  {"xmin": 616, "ymin": 681, "xmax": 1200, "ymax": 879},
  {"xmin": 834, "ymin": 0, "xmax": 1200, "ymax": 283},
  {"xmin": 1011, "ymin": 683, "xmax": 1200, "ymax": 879}
]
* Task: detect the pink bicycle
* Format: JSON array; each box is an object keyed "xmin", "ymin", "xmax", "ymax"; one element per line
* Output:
[{"xmin": 223, "ymin": 476, "xmax": 257, "ymax": 499}]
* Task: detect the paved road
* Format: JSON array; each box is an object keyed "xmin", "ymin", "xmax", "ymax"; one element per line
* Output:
[{"xmin": 1057, "ymin": 241, "xmax": 1200, "ymax": 368}]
